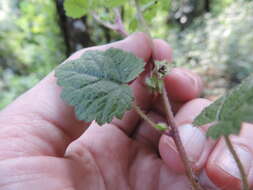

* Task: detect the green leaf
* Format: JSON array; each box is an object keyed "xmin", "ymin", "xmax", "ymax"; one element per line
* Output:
[
  {"xmin": 141, "ymin": 0, "xmax": 158, "ymax": 12},
  {"xmin": 154, "ymin": 123, "xmax": 167, "ymax": 131},
  {"xmin": 193, "ymin": 74, "xmax": 253, "ymax": 139},
  {"xmin": 64, "ymin": 0, "xmax": 88, "ymax": 18},
  {"xmin": 193, "ymin": 97, "xmax": 225, "ymax": 126},
  {"xmin": 139, "ymin": 0, "xmax": 155, "ymax": 5},
  {"xmin": 146, "ymin": 76, "xmax": 157, "ymax": 89},
  {"xmin": 145, "ymin": 75, "xmax": 163, "ymax": 93},
  {"xmin": 55, "ymin": 48, "xmax": 145, "ymax": 125},
  {"xmin": 104, "ymin": 0, "xmax": 128, "ymax": 8},
  {"xmin": 206, "ymin": 121, "xmax": 241, "ymax": 139},
  {"xmin": 145, "ymin": 60, "xmax": 170, "ymax": 93},
  {"xmin": 129, "ymin": 19, "xmax": 138, "ymax": 32},
  {"xmin": 143, "ymin": 1, "xmax": 158, "ymax": 21}
]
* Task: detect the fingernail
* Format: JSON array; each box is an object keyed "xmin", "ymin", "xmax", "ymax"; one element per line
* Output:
[
  {"xmin": 178, "ymin": 124, "xmax": 206, "ymax": 162},
  {"xmin": 199, "ymin": 170, "xmax": 219, "ymax": 190},
  {"xmin": 216, "ymin": 145, "xmax": 252, "ymax": 179},
  {"xmin": 173, "ymin": 69, "xmax": 199, "ymax": 88}
]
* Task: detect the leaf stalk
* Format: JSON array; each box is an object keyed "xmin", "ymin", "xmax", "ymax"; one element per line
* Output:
[
  {"xmin": 224, "ymin": 136, "xmax": 249, "ymax": 190},
  {"xmin": 133, "ymin": 103, "xmax": 157, "ymax": 128},
  {"xmin": 133, "ymin": 0, "xmax": 151, "ymax": 38},
  {"xmin": 92, "ymin": 8, "xmax": 128, "ymax": 37}
]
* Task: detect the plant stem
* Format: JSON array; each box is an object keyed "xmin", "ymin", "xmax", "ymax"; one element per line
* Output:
[
  {"xmin": 133, "ymin": 1, "xmax": 203, "ymax": 188},
  {"xmin": 92, "ymin": 8, "xmax": 128, "ymax": 38},
  {"xmin": 133, "ymin": 0, "xmax": 151, "ymax": 37},
  {"xmin": 133, "ymin": 0, "xmax": 155, "ymax": 52},
  {"xmin": 133, "ymin": 103, "xmax": 157, "ymax": 129},
  {"xmin": 92, "ymin": 12, "xmax": 116, "ymax": 30},
  {"xmin": 113, "ymin": 8, "xmax": 128, "ymax": 37},
  {"xmin": 224, "ymin": 136, "xmax": 249, "ymax": 190},
  {"xmin": 161, "ymin": 86, "xmax": 204, "ymax": 190}
]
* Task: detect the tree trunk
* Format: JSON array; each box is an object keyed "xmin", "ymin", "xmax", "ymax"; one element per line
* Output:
[{"xmin": 55, "ymin": 0, "xmax": 95, "ymax": 56}]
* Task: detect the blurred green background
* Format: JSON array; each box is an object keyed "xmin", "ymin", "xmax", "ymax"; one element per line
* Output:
[{"xmin": 0, "ymin": 0, "xmax": 253, "ymax": 109}]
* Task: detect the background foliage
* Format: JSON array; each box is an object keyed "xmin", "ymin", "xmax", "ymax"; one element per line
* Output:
[
  {"xmin": 0, "ymin": 0, "xmax": 253, "ymax": 109},
  {"xmin": 0, "ymin": 0, "xmax": 66, "ymax": 108},
  {"xmin": 168, "ymin": 0, "xmax": 253, "ymax": 99}
]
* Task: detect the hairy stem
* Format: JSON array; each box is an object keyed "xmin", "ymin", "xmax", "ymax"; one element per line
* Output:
[
  {"xmin": 113, "ymin": 8, "xmax": 128, "ymax": 37},
  {"xmin": 133, "ymin": 0, "xmax": 203, "ymax": 188},
  {"xmin": 224, "ymin": 136, "xmax": 249, "ymax": 190},
  {"xmin": 92, "ymin": 8, "xmax": 128, "ymax": 37},
  {"xmin": 133, "ymin": 104, "xmax": 156, "ymax": 128},
  {"xmin": 133, "ymin": 0, "xmax": 151, "ymax": 37},
  {"xmin": 92, "ymin": 12, "xmax": 116, "ymax": 30},
  {"xmin": 161, "ymin": 86, "xmax": 204, "ymax": 190},
  {"xmin": 133, "ymin": 0, "xmax": 155, "ymax": 52},
  {"xmin": 133, "ymin": 103, "xmax": 169, "ymax": 133}
]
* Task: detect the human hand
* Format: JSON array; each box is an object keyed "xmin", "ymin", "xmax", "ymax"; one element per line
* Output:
[{"xmin": 0, "ymin": 33, "xmax": 251, "ymax": 190}]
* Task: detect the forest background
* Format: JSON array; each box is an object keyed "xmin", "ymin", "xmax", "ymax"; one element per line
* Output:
[{"xmin": 0, "ymin": 0, "xmax": 252, "ymax": 109}]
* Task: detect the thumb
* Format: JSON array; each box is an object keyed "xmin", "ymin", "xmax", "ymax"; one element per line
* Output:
[{"xmin": 159, "ymin": 98, "xmax": 215, "ymax": 173}]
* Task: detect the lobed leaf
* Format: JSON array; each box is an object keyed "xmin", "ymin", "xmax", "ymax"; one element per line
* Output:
[
  {"xmin": 55, "ymin": 48, "xmax": 145, "ymax": 125},
  {"xmin": 193, "ymin": 74, "xmax": 253, "ymax": 139}
]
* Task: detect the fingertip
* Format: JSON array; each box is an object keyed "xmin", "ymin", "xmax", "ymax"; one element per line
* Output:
[
  {"xmin": 206, "ymin": 130, "xmax": 253, "ymax": 190},
  {"xmin": 122, "ymin": 32, "xmax": 152, "ymax": 62},
  {"xmin": 206, "ymin": 148, "xmax": 245, "ymax": 190},
  {"xmin": 69, "ymin": 32, "xmax": 152, "ymax": 62},
  {"xmin": 153, "ymin": 39, "xmax": 173, "ymax": 62},
  {"xmin": 175, "ymin": 98, "xmax": 212, "ymax": 125},
  {"xmin": 164, "ymin": 68, "xmax": 203, "ymax": 102},
  {"xmin": 206, "ymin": 160, "xmax": 243, "ymax": 190}
]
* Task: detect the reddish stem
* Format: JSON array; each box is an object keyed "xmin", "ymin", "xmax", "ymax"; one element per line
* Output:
[
  {"xmin": 92, "ymin": 8, "xmax": 128, "ymax": 38},
  {"xmin": 161, "ymin": 87, "xmax": 204, "ymax": 190}
]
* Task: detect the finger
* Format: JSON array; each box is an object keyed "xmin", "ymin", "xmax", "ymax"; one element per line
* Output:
[
  {"xmin": 153, "ymin": 39, "xmax": 203, "ymax": 102},
  {"xmin": 206, "ymin": 123, "xmax": 253, "ymax": 190},
  {"xmin": 125, "ymin": 40, "xmax": 202, "ymax": 149},
  {"xmin": 153, "ymin": 68, "xmax": 203, "ymax": 115},
  {"xmin": 65, "ymin": 121, "xmax": 134, "ymax": 181},
  {"xmin": 0, "ymin": 32, "xmax": 152, "ymax": 159},
  {"xmin": 107, "ymin": 39, "xmax": 203, "ymax": 137},
  {"xmin": 159, "ymin": 98, "xmax": 216, "ymax": 173},
  {"xmin": 68, "ymin": 32, "xmax": 152, "ymax": 62},
  {"xmin": 153, "ymin": 39, "xmax": 173, "ymax": 62},
  {"xmin": 164, "ymin": 68, "xmax": 203, "ymax": 102}
]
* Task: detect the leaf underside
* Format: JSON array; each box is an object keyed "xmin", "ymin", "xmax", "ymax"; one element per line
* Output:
[
  {"xmin": 55, "ymin": 48, "xmax": 145, "ymax": 125},
  {"xmin": 193, "ymin": 74, "xmax": 253, "ymax": 139}
]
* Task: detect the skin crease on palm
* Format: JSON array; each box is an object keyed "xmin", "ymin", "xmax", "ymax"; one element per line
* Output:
[{"xmin": 0, "ymin": 33, "xmax": 253, "ymax": 190}]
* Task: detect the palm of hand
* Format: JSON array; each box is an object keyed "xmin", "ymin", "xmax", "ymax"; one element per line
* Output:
[
  {"xmin": 0, "ymin": 34, "xmax": 209, "ymax": 190},
  {"xmin": 0, "ymin": 122, "xmax": 189, "ymax": 190}
]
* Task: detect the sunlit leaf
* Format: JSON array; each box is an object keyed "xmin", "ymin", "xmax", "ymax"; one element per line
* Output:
[{"xmin": 64, "ymin": 0, "xmax": 88, "ymax": 18}]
